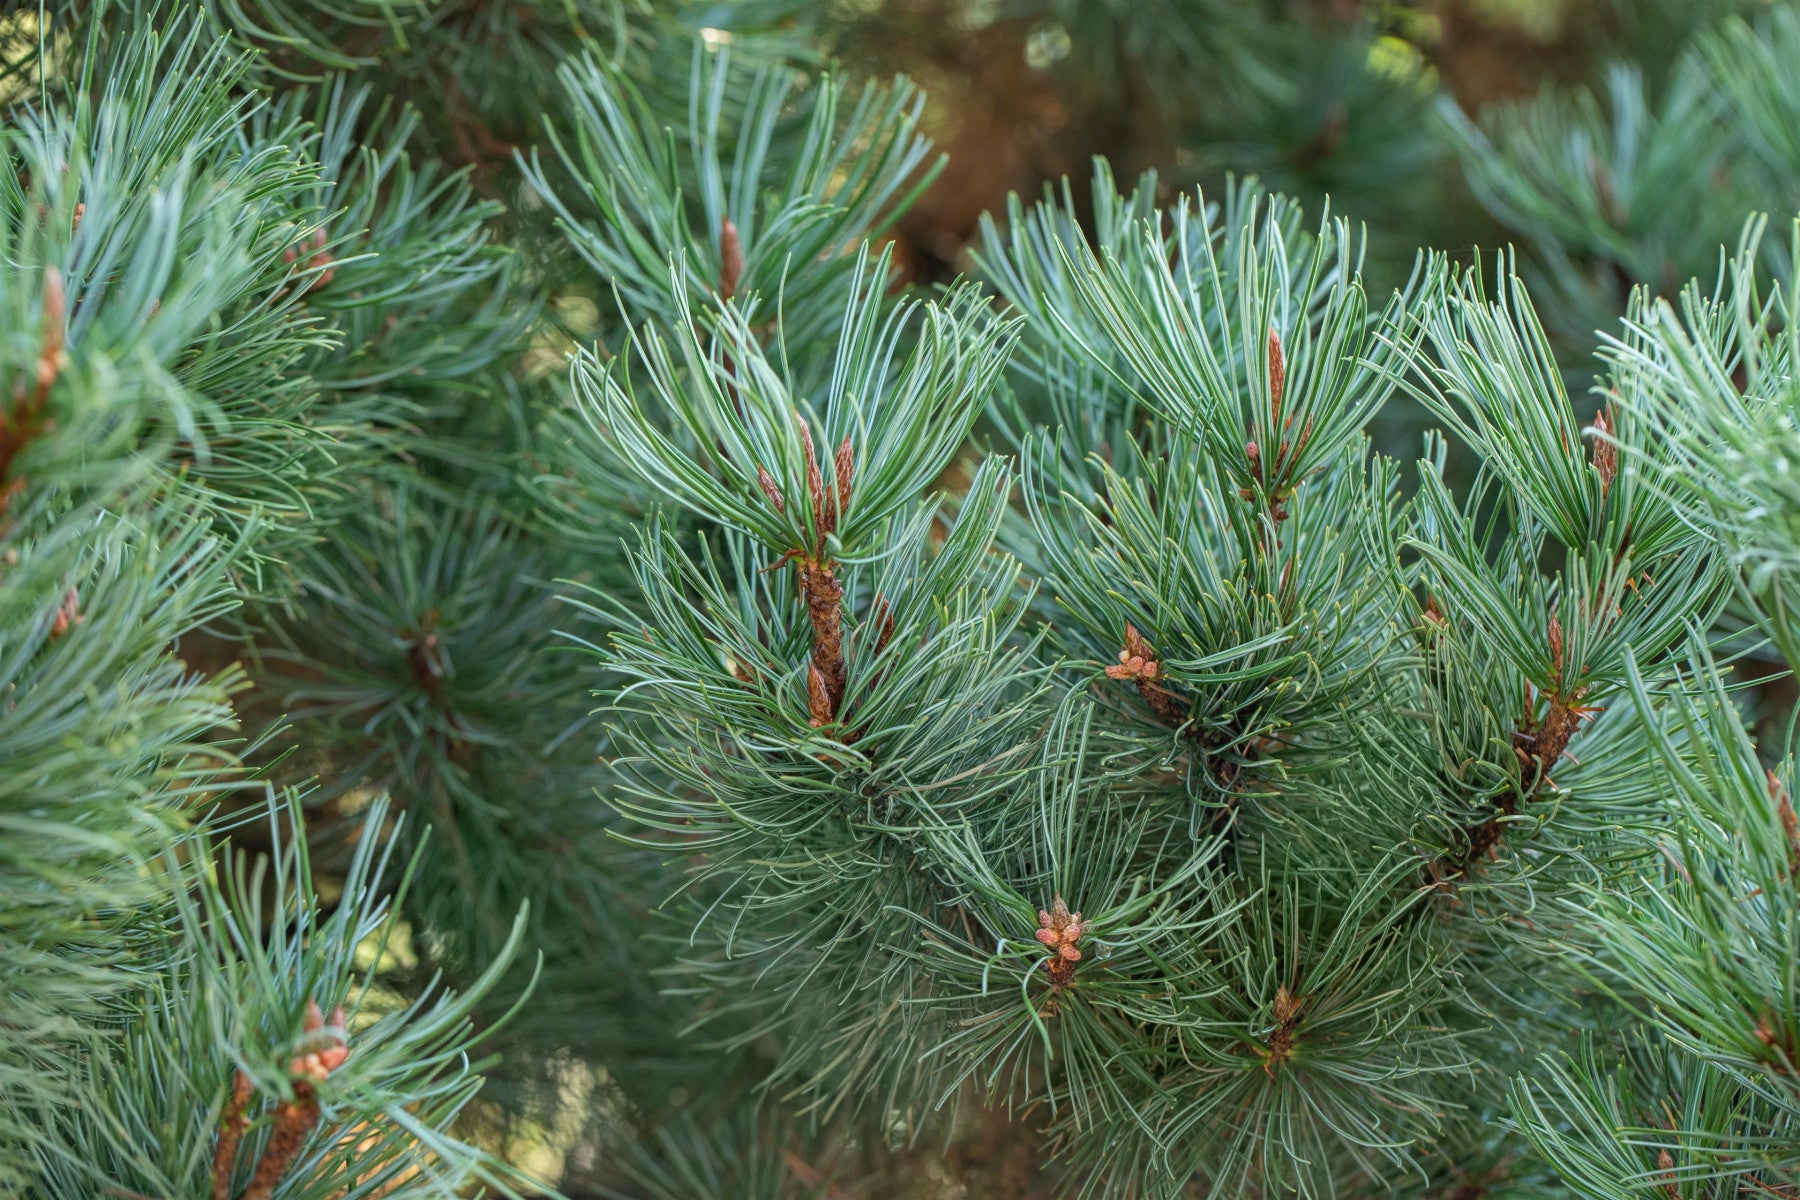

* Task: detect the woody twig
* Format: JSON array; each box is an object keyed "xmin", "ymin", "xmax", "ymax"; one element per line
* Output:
[
  {"xmin": 758, "ymin": 412, "xmax": 860, "ymax": 736},
  {"xmin": 211, "ymin": 998, "xmax": 351, "ymax": 1200},
  {"xmin": 3, "ymin": 267, "xmax": 68, "ymax": 522}
]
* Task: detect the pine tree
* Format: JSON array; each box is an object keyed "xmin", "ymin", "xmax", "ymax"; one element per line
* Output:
[
  {"xmin": 0, "ymin": 13, "xmax": 543, "ymax": 1195},
  {"xmin": 8, "ymin": 2, "xmax": 1800, "ymax": 1198}
]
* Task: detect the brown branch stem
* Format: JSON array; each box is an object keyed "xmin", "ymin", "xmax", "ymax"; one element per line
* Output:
[{"xmin": 1438, "ymin": 686, "xmax": 1596, "ymax": 884}]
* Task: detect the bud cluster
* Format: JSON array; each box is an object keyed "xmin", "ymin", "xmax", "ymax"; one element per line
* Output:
[{"xmin": 1036, "ymin": 896, "xmax": 1084, "ymax": 991}]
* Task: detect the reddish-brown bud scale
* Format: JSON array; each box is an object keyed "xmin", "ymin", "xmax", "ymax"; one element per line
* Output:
[
  {"xmin": 1263, "ymin": 984, "xmax": 1303, "ymax": 1075},
  {"xmin": 289, "ymin": 228, "xmax": 335, "ymax": 294},
  {"xmin": 1655, "ymin": 1150, "xmax": 1678, "ymax": 1200},
  {"xmin": 796, "ymin": 412, "xmax": 827, "ymax": 542},
  {"xmin": 1267, "ymin": 327, "xmax": 1286, "ymax": 423},
  {"xmin": 36, "ymin": 268, "xmax": 65, "ymax": 400},
  {"xmin": 2, "ymin": 268, "xmax": 68, "ymax": 520},
  {"xmin": 871, "ymin": 593, "xmax": 896, "ymax": 659},
  {"xmin": 210, "ymin": 1069, "xmax": 255, "ymax": 1200},
  {"xmin": 806, "ymin": 661, "xmax": 834, "ymax": 728},
  {"xmin": 719, "ymin": 217, "xmax": 743, "ymax": 301},
  {"xmin": 1438, "ymin": 680, "xmax": 1600, "ymax": 888},
  {"xmin": 757, "ymin": 465, "xmax": 785, "ymax": 513},
  {"xmin": 832, "ymin": 436, "xmax": 854, "ymax": 529},
  {"xmin": 239, "ymin": 1087, "xmax": 322, "ymax": 1200},
  {"xmin": 49, "ymin": 586, "xmax": 80, "ymax": 639},
  {"xmin": 1771, "ymin": 770, "xmax": 1800, "ymax": 877},
  {"xmin": 1591, "ymin": 408, "xmax": 1618, "ymax": 500},
  {"xmin": 798, "ymin": 557, "xmax": 847, "ymax": 727}
]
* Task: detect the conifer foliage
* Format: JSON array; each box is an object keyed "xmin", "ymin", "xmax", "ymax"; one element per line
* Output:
[{"xmin": 6, "ymin": 3, "xmax": 1800, "ymax": 1198}]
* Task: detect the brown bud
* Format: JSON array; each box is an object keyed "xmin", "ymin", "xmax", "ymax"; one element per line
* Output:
[
  {"xmin": 719, "ymin": 217, "xmax": 743, "ymax": 302},
  {"xmin": 303, "ymin": 998, "xmax": 324, "ymax": 1033},
  {"xmin": 1655, "ymin": 1149, "xmax": 1677, "ymax": 1200},
  {"xmin": 832, "ymin": 436, "xmax": 854, "ymax": 527},
  {"xmin": 1293, "ymin": 415, "xmax": 1315, "ymax": 464},
  {"xmin": 1592, "ymin": 408, "xmax": 1617, "ymax": 500},
  {"xmin": 871, "ymin": 593, "xmax": 896, "ymax": 659},
  {"xmin": 48, "ymin": 586, "xmax": 80, "ymax": 639},
  {"xmin": 286, "ymin": 228, "xmax": 335, "ymax": 292},
  {"xmin": 806, "ymin": 661, "xmax": 834, "ymax": 728},
  {"xmin": 796, "ymin": 412, "xmax": 826, "ymax": 539},
  {"xmin": 1547, "ymin": 614, "xmax": 1565, "ymax": 680},
  {"xmin": 1267, "ymin": 327, "xmax": 1286, "ymax": 422},
  {"xmin": 408, "ymin": 628, "xmax": 445, "ymax": 691},
  {"xmin": 1264, "ymin": 983, "xmax": 1302, "ymax": 1075},
  {"xmin": 36, "ymin": 267, "xmax": 66, "ymax": 401},
  {"xmin": 756, "ymin": 465, "xmax": 785, "ymax": 513},
  {"xmin": 1771, "ymin": 770, "xmax": 1800, "ymax": 877}
]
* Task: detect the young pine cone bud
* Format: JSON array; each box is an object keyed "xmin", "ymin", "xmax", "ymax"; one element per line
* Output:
[
  {"xmin": 1036, "ymin": 896, "xmax": 1084, "ymax": 989},
  {"xmin": 288, "ymin": 998, "xmax": 350, "ymax": 1084},
  {"xmin": 1104, "ymin": 623, "xmax": 1161, "ymax": 683}
]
